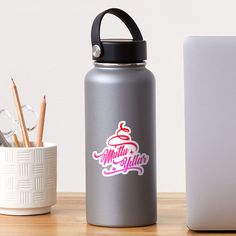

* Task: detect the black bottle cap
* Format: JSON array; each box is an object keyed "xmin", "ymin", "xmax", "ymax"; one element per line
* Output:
[{"xmin": 91, "ymin": 8, "xmax": 147, "ymax": 63}]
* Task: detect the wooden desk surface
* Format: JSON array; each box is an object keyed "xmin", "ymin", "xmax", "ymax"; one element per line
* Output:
[{"xmin": 0, "ymin": 193, "xmax": 231, "ymax": 236}]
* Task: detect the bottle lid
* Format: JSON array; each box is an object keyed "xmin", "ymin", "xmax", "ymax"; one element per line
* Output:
[{"xmin": 91, "ymin": 8, "xmax": 147, "ymax": 63}]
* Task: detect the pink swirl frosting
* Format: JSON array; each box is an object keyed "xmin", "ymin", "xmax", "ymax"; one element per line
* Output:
[{"xmin": 92, "ymin": 121, "xmax": 150, "ymax": 177}]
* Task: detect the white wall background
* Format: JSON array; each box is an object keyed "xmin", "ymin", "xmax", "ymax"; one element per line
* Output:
[{"xmin": 0, "ymin": 0, "xmax": 235, "ymax": 192}]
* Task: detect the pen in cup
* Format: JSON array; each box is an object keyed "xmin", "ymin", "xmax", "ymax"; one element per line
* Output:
[
  {"xmin": 12, "ymin": 133, "xmax": 20, "ymax": 147},
  {"xmin": 0, "ymin": 130, "xmax": 11, "ymax": 147}
]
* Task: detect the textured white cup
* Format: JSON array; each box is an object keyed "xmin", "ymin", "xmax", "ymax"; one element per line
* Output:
[{"xmin": 0, "ymin": 143, "xmax": 57, "ymax": 215}]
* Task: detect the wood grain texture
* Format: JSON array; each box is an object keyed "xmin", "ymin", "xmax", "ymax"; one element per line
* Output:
[{"xmin": 0, "ymin": 193, "xmax": 228, "ymax": 236}]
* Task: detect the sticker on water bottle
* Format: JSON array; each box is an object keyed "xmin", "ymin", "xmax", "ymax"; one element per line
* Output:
[{"xmin": 92, "ymin": 121, "xmax": 150, "ymax": 177}]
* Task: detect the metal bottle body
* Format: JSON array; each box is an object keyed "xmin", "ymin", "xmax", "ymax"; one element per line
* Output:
[{"xmin": 85, "ymin": 63, "xmax": 157, "ymax": 227}]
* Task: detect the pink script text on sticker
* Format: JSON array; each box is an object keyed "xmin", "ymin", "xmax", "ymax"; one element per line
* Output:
[{"xmin": 92, "ymin": 121, "xmax": 150, "ymax": 177}]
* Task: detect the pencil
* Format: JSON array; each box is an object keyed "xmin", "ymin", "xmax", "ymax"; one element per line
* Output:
[
  {"xmin": 12, "ymin": 133, "xmax": 20, "ymax": 147},
  {"xmin": 11, "ymin": 79, "xmax": 31, "ymax": 147},
  {"xmin": 36, "ymin": 95, "xmax": 46, "ymax": 147}
]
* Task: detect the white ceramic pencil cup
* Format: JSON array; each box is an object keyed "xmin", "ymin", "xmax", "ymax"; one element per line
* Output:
[{"xmin": 0, "ymin": 143, "xmax": 57, "ymax": 215}]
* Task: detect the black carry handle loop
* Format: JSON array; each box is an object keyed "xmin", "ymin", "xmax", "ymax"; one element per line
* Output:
[{"xmin": 91, "ymin": 8, "xmax": 143, "ymax": 58}]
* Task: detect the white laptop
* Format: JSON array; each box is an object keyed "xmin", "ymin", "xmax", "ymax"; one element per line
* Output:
[{"xmin": 184, "ymin": 36, "xmax": 236, "ymax": 230}]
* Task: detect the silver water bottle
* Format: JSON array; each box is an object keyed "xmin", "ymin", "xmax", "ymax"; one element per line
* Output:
[{"xmin": 85, "ymin": 8, "xmax": 157, "ymax": 227}]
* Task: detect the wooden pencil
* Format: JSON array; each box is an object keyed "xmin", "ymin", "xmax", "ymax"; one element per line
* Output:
[
  {"xmin": 12, "ymin": 133, "xmax": 20, "ymax": 147},
  {"xmin": 11, "ymin": 79, "xmax": 31, "ymax": 147},
  {"xmin": 36, "ymin": 95, "xmax": 46, "ymax": 147}
]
